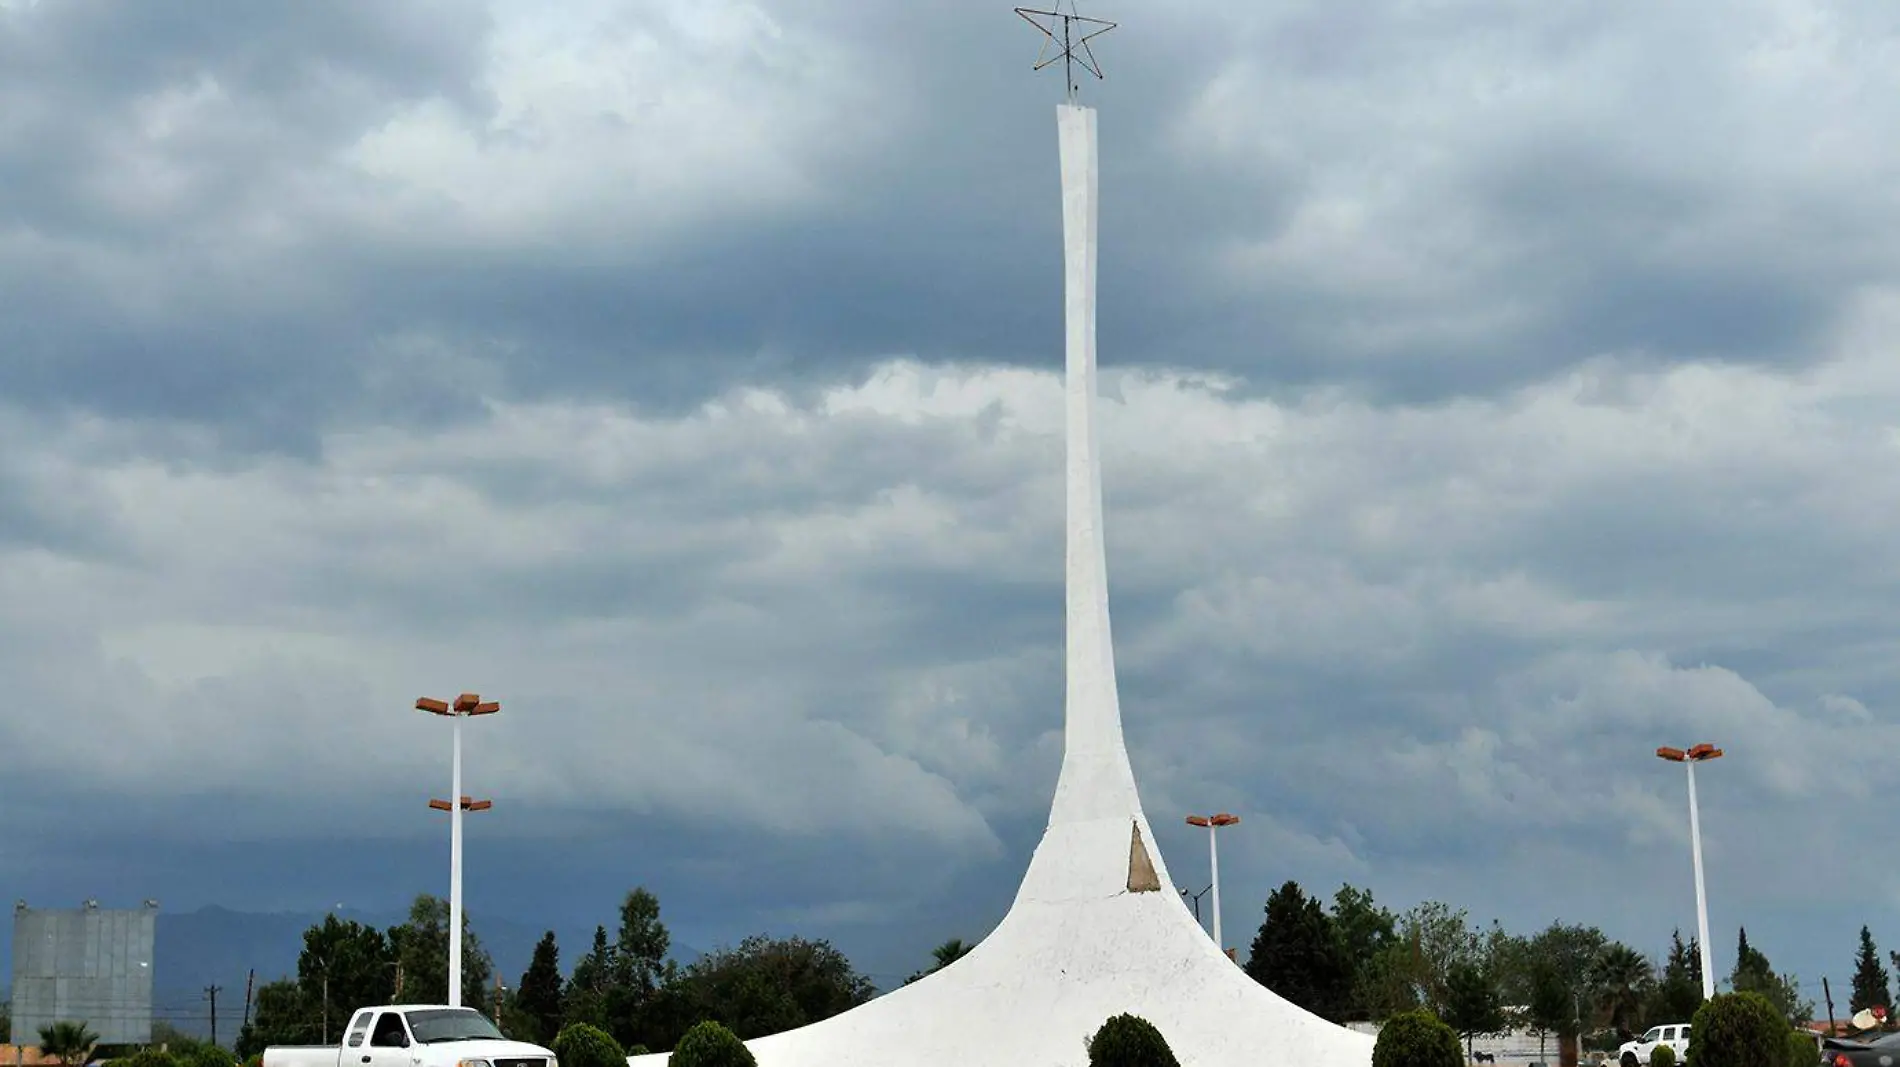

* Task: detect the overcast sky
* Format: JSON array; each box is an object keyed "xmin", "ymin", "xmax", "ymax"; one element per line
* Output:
[{"xmin": 4, "ymin": 0, "xmax": 1899, "ymax": 1005}]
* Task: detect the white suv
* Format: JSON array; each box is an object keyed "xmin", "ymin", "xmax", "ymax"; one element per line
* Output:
[{"xmin": 1616, "ymin": 1023, "xmax": 1692, "ymax": 1066}]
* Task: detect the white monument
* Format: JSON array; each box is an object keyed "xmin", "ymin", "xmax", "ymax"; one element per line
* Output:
[{"xmin": 629, "ymin": 10, "xmax": 1376, "ymax": 1064}]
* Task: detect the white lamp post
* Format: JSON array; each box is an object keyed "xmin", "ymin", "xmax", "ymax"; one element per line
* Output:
[
  {"xmin": 418, "ymin": 692, "xmax": 499, "ymax": 1007},
  {"xmin": 1185, "ymin": 813, "xmax": 1240, "ymax": 955},
  {"xmin": 1656, "ymin": 743, "xmax": 1722, "ymax": 999}
]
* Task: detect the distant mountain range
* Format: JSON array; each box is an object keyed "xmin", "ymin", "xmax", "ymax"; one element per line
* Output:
[{"xmin": 3, "ymin": 905, "xmax": 699, "ymax": 1041}]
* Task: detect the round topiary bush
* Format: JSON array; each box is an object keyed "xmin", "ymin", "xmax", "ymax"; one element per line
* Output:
[
  {"xmin": 1650, "ymin": 1043, "xmax": 1676, "ymax": 1067},
  {"xmin": 1685, "ymin": 992, "xmax": 1787, "ymax": 1067},
  {"xmin": 553, "ymin": 1023, "xmax": 625, "ymax": 1067},
  {"xmin": 1085, "ymin": 1013, "xmax": 1179, "ymax": 1067},
  {"xmin": 667, "ymin": 1021, "xmax": 754, "ymax": 1067},
  {"xmin": 1784, "ymin": 1029, "xmax": 1817, "ymax": 1067},
  {"xmin": 1372, "ymin": 1009, "xmax": 1462, "ymax": 1067}
]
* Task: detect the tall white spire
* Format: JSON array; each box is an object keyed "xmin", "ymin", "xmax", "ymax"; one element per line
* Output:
[{"xmin": 626, "ymin": 52, "xmax": 1374, "ymax": 1067}]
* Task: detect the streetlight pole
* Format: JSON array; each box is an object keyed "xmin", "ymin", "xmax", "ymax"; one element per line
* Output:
[
  {"xmin": 1185, "ymin": 813, "xmax": 1240, "ymax": 954},
  {"xmin": 418, "ymin": 692, "xmax": 499, "ymax": 1007},
  {"xmin": 1656, "ymin": 742, "xmax": 1723, "ymax": 999},
  {"xmin": 1180, "ymin": 884, "xmax": 1212, "ymax": 928}
]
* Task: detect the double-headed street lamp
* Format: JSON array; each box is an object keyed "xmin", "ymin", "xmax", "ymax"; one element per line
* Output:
[
  {"xmin": 418, "ymin": 692, "xmax": 499, "ymax": 1008},
  {"xmin": 1185, "ymin": 813, "xmax": 1240, "ymax": 955},
  {"xmin": 1656, "ymin": 742, "xmax": 1722, "ymax": 999}
]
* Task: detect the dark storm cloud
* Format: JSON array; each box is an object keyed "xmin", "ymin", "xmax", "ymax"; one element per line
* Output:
[{"xmin": 15, "ymin": 0, "xmax": 1894, "ymax": 442}]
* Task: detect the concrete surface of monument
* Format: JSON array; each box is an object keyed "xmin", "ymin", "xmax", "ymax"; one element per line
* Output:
[{"xmin": 627, "ymin": 104, "xmax": 1375, "ymax": 1067}]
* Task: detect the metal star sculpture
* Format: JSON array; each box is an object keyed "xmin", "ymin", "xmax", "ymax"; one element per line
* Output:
[{"xmin": 1015, "ymin": 3, "xmax": 1117, "ymax": 101}]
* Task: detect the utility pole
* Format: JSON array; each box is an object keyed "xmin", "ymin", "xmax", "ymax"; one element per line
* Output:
[
  {"xmin": 1823, "ymin": 976, "xmax": 1838, "ymax": 1035},
  {"xmin": 205, "ymin": 985, "xmax": 222, "ymax": 1047},
  {"xmin": 493, "ymin": 976, "xmax": 503, "ymax": 1032},
  {"xmin": 417, "ymin": 692, "xmax": 500, "ymax": 1008},
  {"xmin": 394, "ymin": 959, "xmax": 405, "ymax": 1000},
  {"xmin": 242, "ymin": 969, "xmax": 255, "ymax": 1030}
]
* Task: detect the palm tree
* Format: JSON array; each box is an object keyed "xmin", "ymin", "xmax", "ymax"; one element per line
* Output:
[
  {"xmin": 1590, "ymin": 945, "xmax": 1655, "ymax": 1037},
  {"xmin": 38, "ymin": 1021, "xmax": 99, "ymax": 1067},
  {"xmin": 930, "ymin": 939, "xmax": 972, "ymax": 972},
  {"xmin": 902, "ymin": 938, "xmax": 975, "ymax": 985}
]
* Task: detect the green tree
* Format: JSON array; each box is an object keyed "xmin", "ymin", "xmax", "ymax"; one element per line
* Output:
[
  {"xmin": 1525, "ymin": 921, "xmax": 1610, "ymax": 1067},
  {"xmin": 1590, "ymin": 943, "xmax": 1655, "ymax": 1035},
  {"xmin": 662, "ymin": 935, "xmax": 873, "ymax": 1045},
  {"xmin": 516, "ymin": 932, "xmax": 567, "ymax": 1045},
  {"xmin": 1850, "ymin": 926, "xmax": 1891, "ymax": 1016},
  {"xmin": 1526, "ymin": 958, "xmax": 1572, "ymax": 1063},
  {"xmin": 299, "ymin": 915, "xmax": 397, "ymax": 1038},
  {"xmin": 1392, "ymin": 901, "xmax": 1481, "ymax": 1016},
  {"xmin": 905, "ymin": 938, "xmax": 973, "ymax": 984},
  {"xmin": 564, "ymin": 926, "xmax": 614, "ymax": 1031},
  {"xmin": 1684, "ymin": 991, "xmax": 1788, "ymax": 1067},
  {"xmin": 388, "ymin": 894, "xmax": 493, "ymax": 1010},
  {"xmin": 667, "ymin": 1021, "xmax": 754, "ymax": 1067},
  {"xmin": 1332, "ymin": 884, "xmax": 1401, "ymax": 1020},
  {"xmin": 1728, "ymin": 927, "xmax": 1811, "ymax": 1025},
  {"xmin": 246, "ymin": 978, "xmax": 318, "ymax": 1050},
  {"xmin": 37, "ymin": 1022, "xmax": 99, "ymax": 1067},
  {"xmin": 1371, "ymin": 1009, "xmax": 1462, "ymax": 1067},
  {"xmin": 1085, "ymin": 1013, "xmax": 1179, "ymax": 1067},
  {"xmin": 605, "ymin": 888, "xmax": 680, "ymax": 1049},
  {"xmin": 1649, "ymin": 930, "xmax": 1704, "ymax": 1024},
  {"xmin": 1442, "ymin": 961, "xmax": 1506, "ymax": 1059},
  {"xmin": 1246, "ymin": 880, "xmax": 1353, "ymax": 1021}
]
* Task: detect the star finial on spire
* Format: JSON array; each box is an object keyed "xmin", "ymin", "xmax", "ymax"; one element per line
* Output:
[{"xmin": 1014, "ymin": 3, "xmax": 1117, "ymax": 102}]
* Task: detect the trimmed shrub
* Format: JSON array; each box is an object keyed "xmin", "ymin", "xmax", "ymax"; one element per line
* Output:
[
  {"xmin": 115, "ymin": 1051, "xmax": 181, "ymax": 1067},
  {"xmin": 1785, "ymin": 1029, "xmax": 1817, "ymax": 1067},
  {"xmin": 1372, "ymin": 1010, "xmax": 1463, "ymax": 1067},
  {"xmin": 1650, "ymin": 1044, "xmax": 1676, "ymax": 1067},
  {"xmin": 1685, "ymin": 992, "xmax": 1787, "ymax": 1067},
  {"xmin": 667, "ymin": 1022, "xmax": 754, "ymax": 1067},
  {"xmin": 170, "ymin": 1038, "xmax": 235, "ymax": 1067},
  {"xmin": 626, "ymin": 1047, "xmax": 650, "ymax": 1058},
  {"xmin": 553, "ymin": 1023, "xmax": 625, "ymax": 1067},
  {"xmin": 1085, "ymin": 1014, "xmax": 1179, "ymax": 1067}
]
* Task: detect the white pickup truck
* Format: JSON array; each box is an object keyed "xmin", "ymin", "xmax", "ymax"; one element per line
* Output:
[
  {"xmin": 263, "ymin": 1005, "xmax": 557, "ymax": 1067},
  {"xmin": 1613, "ymin": 1022, "xmax": 1692, "ymax": 1066}
]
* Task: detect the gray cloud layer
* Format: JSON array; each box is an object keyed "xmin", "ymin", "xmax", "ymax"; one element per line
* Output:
[{"xmin": 3, "ymin": 0, "xmax": 1898, "ymax": 995}]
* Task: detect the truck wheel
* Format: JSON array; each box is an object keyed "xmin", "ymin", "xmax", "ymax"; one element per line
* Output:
[{"xmin": 1621, "ymin": 1054, "xmax": 1638, "ymax": 1067}]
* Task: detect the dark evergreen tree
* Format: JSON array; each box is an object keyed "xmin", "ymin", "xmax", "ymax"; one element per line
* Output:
[
  {"xmin": 1441, "ymin": 961, "xmax": 1506, "ymax": 1059},
  {"xmin": 1850, "ymin": 926, "xmax": 1892, "ymax": 1015},
  {"xmin": 657, "ymin": 934, "xmax": 874, "ymax": 1047},
  {"xmin": 1525, "ymin": 959, "xmax": 1571, "ymax": 1063},
  {"xmin": 563, "ymin": 926, "xmax": 614, "ymax": 1031},
  {"xmin": 604, "ymin": 888, "xmax": 677, "ymax": 1048},
  {"xmin": 1651, "ymin": 929, "xmax": 1704, "ymax": 1023},
  {"xmin": 1245, "ymin": 880, "xmax": 1352, "ymax": 1021},
  {"xmin": 1727, "ymin": 927, "xmax": 1812, "ymax": 1024},
  {"xmin": 516, "ymin": 931, "xmax": 566, "ymax": 1044}
]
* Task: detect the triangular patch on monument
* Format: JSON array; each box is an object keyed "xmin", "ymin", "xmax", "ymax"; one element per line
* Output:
[{"xmin": 1126, "ymin": 820, "xmax": 1161, "ymax": 892}]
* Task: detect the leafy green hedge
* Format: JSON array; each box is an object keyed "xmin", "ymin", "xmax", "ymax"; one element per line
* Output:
[
  {"xmin": 1372, "ymin": 1009, "xmax": 1462, "ymax": 1067},
  {"xmin": 552, "ymin": 1023, "xmax": 625, "ymax": 1067},
  {"xmin": 1684, "ymin": 992, "xmax": 1787, "ymax": 1067},
  {"xmin": 1085, "ymin": 1014, "xmax": 1179, "ymax": 1067},
  {"xmin": 667, "ymin": 1021, "xmax": 754, "ymax": 1067},
  {"xmin": 114, "ymin": 1050, "xmax": 181, "ymax": 1067},
  {"xmin": 1784, "ymin": 1029, "xmax": 1818, "ymax": 1067}
]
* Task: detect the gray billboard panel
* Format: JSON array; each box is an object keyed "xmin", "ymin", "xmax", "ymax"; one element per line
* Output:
[{"xmin": 12, "ymin": 903, "xmax": 157, "ymax": 1045}]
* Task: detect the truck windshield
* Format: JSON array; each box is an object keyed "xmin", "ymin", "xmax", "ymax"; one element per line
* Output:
[{"xmin": 404, "ymin": 1008, "xmax": 504, "ymax": 1044}]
